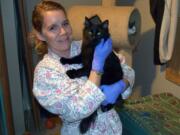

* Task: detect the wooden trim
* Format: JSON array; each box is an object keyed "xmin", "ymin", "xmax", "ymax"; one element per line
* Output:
[
  {"xmin": 166, "ymin": 17, "xmax": 180, "ymax": 86},
  {"xmin": 166, "ymin": 68, "xmax": 180, "ymax": 85},
  {"xmin": 0, "ymin": 10, "xmax": 15, "ymax": 135}
]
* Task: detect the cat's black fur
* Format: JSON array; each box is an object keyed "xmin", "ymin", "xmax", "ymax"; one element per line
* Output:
[{"xmin": 60, "ymin": 15, "xmax": 124, "ymax": 134}]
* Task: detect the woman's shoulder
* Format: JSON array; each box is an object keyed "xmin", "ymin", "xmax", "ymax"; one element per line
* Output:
[{"xmin": 34, "ymin": 54, "xmax": 63, "ymax": 72}]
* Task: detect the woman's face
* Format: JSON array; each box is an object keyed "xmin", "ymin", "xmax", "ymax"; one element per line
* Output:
[{"xmin": 39, "ymin": 9, "xmax": 72, "ymax": 57}]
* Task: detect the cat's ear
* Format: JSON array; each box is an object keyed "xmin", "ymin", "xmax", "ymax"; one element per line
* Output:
[
  {"xmin": 102, "ymin": 20, "xmax": 109, "ymax": 29},
  {"xmin": 84, "ymin": 16, "xmax": 90, "ymax": 27}
]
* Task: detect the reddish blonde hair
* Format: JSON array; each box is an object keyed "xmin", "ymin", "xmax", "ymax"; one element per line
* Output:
[{"xmin": 30, "ymin": 0, "xmax": 66, "ymax": 56}]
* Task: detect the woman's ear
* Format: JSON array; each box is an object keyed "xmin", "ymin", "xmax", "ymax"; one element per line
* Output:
[{"xmin": 35, "ymin": 31, "xmax": 46, "ymax": 41}]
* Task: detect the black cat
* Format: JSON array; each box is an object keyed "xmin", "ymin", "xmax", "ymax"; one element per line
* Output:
[{"xmin": 60, "ymin": 15, "xmax": 124, "ymax": 134}]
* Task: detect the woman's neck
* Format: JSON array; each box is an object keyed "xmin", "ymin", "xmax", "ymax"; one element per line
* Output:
[{"xmin": 49, "ymin": 48, "xmax": 70, "ymax": 58}]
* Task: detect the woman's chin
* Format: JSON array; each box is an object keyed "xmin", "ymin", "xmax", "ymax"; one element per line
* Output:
[{"xmin": 59, "ymin": 41, "xmax": 71, "ymax": 50}]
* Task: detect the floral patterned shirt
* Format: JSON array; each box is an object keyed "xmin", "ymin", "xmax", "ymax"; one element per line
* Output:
[{"xmin": 33, "ymin": 40, "xmax": 135, "ymax": 135}]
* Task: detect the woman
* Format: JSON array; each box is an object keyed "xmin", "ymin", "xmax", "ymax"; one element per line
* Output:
[{"xmin": 32, "ymin": 1, "xmax": 135, "ymax": 135}]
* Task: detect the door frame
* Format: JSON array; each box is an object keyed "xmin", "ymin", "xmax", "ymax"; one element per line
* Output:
[{"xmin": 0, "ymin": 5, "xmax": 15, "ymax": 135}]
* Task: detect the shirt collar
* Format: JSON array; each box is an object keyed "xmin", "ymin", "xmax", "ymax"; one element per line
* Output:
[
  {"xmin": 47, "ymin": 40, "xmax": 81, "ymax": 60},
  {"xmin": 47, "ymin": 48, "xmax": 61, "ymax": 60}
]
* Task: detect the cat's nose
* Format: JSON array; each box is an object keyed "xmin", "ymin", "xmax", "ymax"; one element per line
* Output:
[{"xmin": 92, "ymin": 36, "xmax": 96, "ymax": 39}]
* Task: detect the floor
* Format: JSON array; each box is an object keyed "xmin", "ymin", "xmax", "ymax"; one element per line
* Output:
[
  {"xmin": 25, "ymin": 117, "xmax": 61, "ymax": 135},
  {"xmin": 33, "ymin": 124, "xmax": 60, "ymax": 135}
]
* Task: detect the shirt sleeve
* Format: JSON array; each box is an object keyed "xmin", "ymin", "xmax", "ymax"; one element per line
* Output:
[
  {"xmin": 121, "ymin": 63, "xmax": 135, "ymax": 99},
  {"xmin": 33, "ymin": 66, "xmax": 105, "ymax": 122}
]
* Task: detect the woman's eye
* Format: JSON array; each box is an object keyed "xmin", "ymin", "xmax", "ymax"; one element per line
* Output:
[
  {"xmin": 62, "ymin": 20, "xmax": 69, "ymax": 27},
  {"xmin": 49, "ymin": 25, "xmax": 58, "ymax": 31},
  {"xmin": 97, "ymin": 32, "xmax": 101, "ymax": 36}
]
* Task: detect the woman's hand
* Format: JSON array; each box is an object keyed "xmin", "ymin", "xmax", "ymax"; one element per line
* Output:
[
  {"xmin": 92, "ymin": 38, "xmax": 112, "ymax": 73},
  {"xmin": 100, "ymin": 80, "xmax": 126, "ymax": 106}
]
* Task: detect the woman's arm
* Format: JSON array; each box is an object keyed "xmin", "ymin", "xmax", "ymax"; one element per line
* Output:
[{"xmin": 33, "ymin": 66, "xmax": 105, "ymax": 123}]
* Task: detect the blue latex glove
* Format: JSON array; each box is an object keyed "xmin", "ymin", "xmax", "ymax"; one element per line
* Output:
[
  {"xmin": 101, "ymin": 80, "xmax": 126, "ymax": 106},
  {"xmin": 92, "ymin": 38, "xmax": 112, "ymax": 73}
]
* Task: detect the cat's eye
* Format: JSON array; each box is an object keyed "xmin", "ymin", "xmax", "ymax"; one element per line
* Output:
[
  {"xmin": 88, "ymin": 31, "xmax": 92, "ymax": 35},
  {"xmin": 97, "ymin": 32, "xmax": 101, "ymax": 36}
]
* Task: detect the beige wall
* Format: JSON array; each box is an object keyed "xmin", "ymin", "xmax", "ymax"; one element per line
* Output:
[
  {"xmin": 131, "ymin": 0, "xmax": 180, "ymax": 98},
  {"xmin": 25, "ymin": 0, "xmax": 101, "ymax": 30},
  {"xmin": 55, "ymin": 0, "xmax": 101, "ymax": 9}
]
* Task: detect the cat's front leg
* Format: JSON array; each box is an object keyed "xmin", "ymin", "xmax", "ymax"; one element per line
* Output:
[
  {"xmin": 66, "ymin": 69, "xmax": 78, "ymax": 79},
  {"xmin": 60, "ymin": 54, "xmax": 82, "ymax": 65},
  {"xmin": 66, "ymin": 68, "xmax": 89, "ymax": 79}
]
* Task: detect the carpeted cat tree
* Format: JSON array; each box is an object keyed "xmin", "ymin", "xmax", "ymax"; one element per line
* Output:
[{"xmin": 67, "ymin": 0, "xmax": 141, "ymax": 66}]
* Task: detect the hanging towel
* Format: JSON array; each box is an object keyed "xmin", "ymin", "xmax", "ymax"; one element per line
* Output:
[{"xmin": 159, "ymin": 0, "xmax": 179, "ymax": 63}]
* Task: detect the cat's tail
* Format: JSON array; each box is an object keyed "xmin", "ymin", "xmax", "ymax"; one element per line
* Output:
[{"xmin": 79, "ymin": 111, "xmax": 97, "ymax": 134}]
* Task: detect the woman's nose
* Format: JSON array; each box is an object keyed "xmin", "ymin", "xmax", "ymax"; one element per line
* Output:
[{"xmin": 59, "ymin": 27, "xmax": 67, "ymax": 35}]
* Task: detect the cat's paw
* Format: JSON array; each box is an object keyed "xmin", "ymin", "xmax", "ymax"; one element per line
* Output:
[
  {"xmin": 60, "ymin": 58, "xmax": 67, "ymax": 65},
  {"xmin": 66, "ymin": 70, "xmax": 77, "ymax": 79},
  {"xmin": 101, "ymin": 104, "xmax": 114, "ymax": 112}
]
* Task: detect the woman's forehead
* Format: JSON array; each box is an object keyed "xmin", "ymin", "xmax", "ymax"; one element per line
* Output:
[{"xmin": 42, "ymin": 10, "xmax": 67, "ymax": 26}]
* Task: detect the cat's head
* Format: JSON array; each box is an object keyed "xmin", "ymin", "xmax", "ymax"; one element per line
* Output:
[{"xmin": 83, "ymin": 15, "xmax": 110, "ymax": 45}]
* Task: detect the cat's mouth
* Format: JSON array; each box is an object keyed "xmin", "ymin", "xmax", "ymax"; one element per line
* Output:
[{"xmin": 93, "ymin": 38, "xmax": 102, "ymax": 44}]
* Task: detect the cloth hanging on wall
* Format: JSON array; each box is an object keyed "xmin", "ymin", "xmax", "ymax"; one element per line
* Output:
[
  {"xmin": 150, "ymin": 0, "xmax": 179, "ymax": 65},
  {"xmin": 159, "ymin": 0, "xmax": 179, "ymax": 63},
  {"xmin": 150, "ymin": 0, "xmax": 165, "ymax": 65}
]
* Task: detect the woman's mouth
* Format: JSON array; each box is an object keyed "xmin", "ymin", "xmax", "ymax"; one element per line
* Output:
[{"xmin": 58, "ymin": 37, "xmax": 69, "ymax": 42}]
